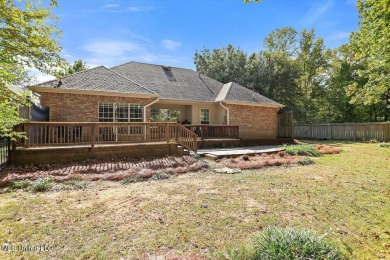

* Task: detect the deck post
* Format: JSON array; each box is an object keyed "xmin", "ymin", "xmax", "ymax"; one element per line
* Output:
[
  {"xmin": 24, "ymin": 124, "xmax": 30, "ymax": 148},
  {"xmin": 91, "ymin": 124, "xmax": 96, "ymax": 148}
]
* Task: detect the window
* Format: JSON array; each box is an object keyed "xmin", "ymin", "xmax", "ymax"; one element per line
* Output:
[
  {"xmin": 99, "ymin": 102, "xmax": 114, "ymax": 122},
  {"xmin": 99, "ymin": 102, "xmax": 143, "ymax": 122},
  {"xmin": 151, "ymin": 108, "xmax": 181, "ymax": 122},
  {"xmin": 200, "ymin": 109, "xmax": 209, "ymax": 124}
]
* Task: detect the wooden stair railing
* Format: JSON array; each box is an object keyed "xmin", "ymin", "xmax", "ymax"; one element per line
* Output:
[{"xmin": 175, "ymin": 123, "xmax": 198, "ymax": 153}]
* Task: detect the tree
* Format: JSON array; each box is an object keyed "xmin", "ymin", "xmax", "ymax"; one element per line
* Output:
[
  {"xmin": 347, "ymin": 0, "xmax": 390, "ymax": 121},
  {"xmin": 55, "ymin": 59, "xmax": 89, "ymax": 77},
  {"xmin": 194, "ymin": 45, "xmax": 248, "ymax": 85},
  {"xmin": 295, "ymin": 29, "xmax": 330, "ymax": 123},
  {"xmin": 0, "ymin": 0, "xmax": 62, "ymax": 137}
]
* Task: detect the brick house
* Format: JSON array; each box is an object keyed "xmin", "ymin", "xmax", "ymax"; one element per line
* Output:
[{"xmin": 28, "ymin": 61, "xmax": 284, "ymax": 140}]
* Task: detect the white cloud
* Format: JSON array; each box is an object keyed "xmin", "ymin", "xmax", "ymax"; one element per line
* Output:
[
  {"xmin": 86, "ymin": 4, "xmax": 158, "ymax": 14},
  {"xmin": 27, "ymin": 68, "xmax": 56, "ymax": 84},
  {"xmin": 299, "ymin": 0, "xmax": 335, "ymax": 26},
  {"xmin": 161, "ymin": 39, "xmax": 182, "ymax": 50},
  {"xmin": 81, "ymin": 37, "xmax": 181, "ymax": 67},
  {"xmin": 82, "ymin": 40, "xmax": 143, "ymax": 57}
]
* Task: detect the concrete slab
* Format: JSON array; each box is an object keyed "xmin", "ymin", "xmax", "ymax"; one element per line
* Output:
[{"xmin": 197, "ymin": 145, "xmax": 284, "ymax": 158}]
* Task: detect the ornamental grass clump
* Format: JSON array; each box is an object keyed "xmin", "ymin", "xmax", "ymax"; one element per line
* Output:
[
  {"xmin": 223, "ymin": 226, "xmax": 343, "ymax": 260},
  {"xmin": 31, "ymin": 178, "xmax": 54, "ymax": 192},
  {"xmin": 283, "ymin": 144, "xmax": 320, "ymax": 157}
]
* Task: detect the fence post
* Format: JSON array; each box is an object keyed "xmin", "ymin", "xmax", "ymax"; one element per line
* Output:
[
  {"xmin": 310, "ymin": 124, "xmax": 313, "ymax": 139},
  {"xmin": 353, "ymin": 123, "xmax": 357, "ymax": 141},
  {"xmin": 330, "ymin": 123, "xmax": 333, "ymax": 139},
  {"xmin": 386, "ymin": 122, "xmax": 390, "ymax": 142}
]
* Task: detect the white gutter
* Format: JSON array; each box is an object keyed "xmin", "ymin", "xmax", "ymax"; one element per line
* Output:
[
  {"xmin": 219, "ymin": 102, "xmax": 230, "ymax": 125},
  {"xmin": 143, "ymin": 97, "xmax": 160, "ymax": 122}
]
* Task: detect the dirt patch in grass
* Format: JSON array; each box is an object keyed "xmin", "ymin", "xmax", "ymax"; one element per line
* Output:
[
  {"xmin": 316, "ymin": 144, "xmax": 341, "ymax": 154},
  {"xmin": 219, "ymin": 152, "xmax": 302, "ymax": 170},
  {"xmin": 0, "ymin": 156, "xmax": 204, "ymax": 187}
]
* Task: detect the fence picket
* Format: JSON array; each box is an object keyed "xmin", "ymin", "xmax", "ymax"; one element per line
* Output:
[{"xmin": 294, "ymin": 122, "xmax": 390, "ymax": 141}]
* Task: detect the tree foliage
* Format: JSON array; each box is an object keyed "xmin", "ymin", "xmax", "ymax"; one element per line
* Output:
[
  {"xmin": 347, "ymin": 0, "xmax": 390, "ymax": 120},
  {"xmin": 54, "ymin": 59, "xmax": 89, "ymax": 77},
  {"xmin": 194, "ymin": 21, "xmax": 388, "ymax": 123},
  {"xmin": 0, "ymin": 0, "xmax": 62, "ymax": 137}
]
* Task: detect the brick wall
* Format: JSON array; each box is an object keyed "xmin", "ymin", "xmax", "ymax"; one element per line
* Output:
[
  {"xmin": 39, "ymin": 92, "xmax": 152, "ymax": 122},
  {"xmin": 227, "ymin": 104, "xmax": 279, "ymax": 139}
]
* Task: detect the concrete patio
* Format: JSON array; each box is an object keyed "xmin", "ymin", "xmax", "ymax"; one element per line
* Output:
[{"xmin": 197, "ymin": 145, "xmax": 285, "ymax": 160}]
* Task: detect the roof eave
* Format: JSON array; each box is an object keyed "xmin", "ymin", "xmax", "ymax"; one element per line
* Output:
[
  {"xmin": 222, "ymin": 100, "xmax": 285, "ymax": 108},
  {"xmin": 29, "ymin": 86, "xmax": 159, "ymax": 98}
]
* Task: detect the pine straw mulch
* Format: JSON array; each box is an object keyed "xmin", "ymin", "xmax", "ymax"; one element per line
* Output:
[
  {"xmin": 0, "ymin": 156, "xmax": 203, "ymax": 187},
  {"xmin": 219, "ymin": 151, "xmax": 303, "ymax": 170}
]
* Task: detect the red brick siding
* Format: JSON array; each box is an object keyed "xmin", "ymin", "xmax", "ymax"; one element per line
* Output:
[
  {"xmin": 39, "ymin": 92, "xmax": 152, "ymax": 122},
  {"xmin": 227, "ymin": 104, "xmax": 279, "ymax": 139}
]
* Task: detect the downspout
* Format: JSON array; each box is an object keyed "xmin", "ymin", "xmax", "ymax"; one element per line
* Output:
[
  {"xmin": 143, "ymin": 97, "xmax": 160, "ymax": 122},
  {"xmin": 219, "ymin": 102, "xmax": 229, "ymax": 125}
]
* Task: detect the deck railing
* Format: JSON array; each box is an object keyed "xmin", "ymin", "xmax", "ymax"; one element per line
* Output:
[
  {"xmin": 14, "ymin": 122, "xmax": 199, "ymax": 151},
  {"xmin": 185, "ymin": 125, "xmax": 239, "ymax": 140}
]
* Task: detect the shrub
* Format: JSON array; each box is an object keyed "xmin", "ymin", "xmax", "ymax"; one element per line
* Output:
[
  {"xmin": 223, "ymin": 226, "xmax": 342, "ymax": 260},
  {"xmin": 379, "ymin": 143, "xmax": 390, "ymax": 148},
  {"xmin": 298, "ymin": 157, "xmax": 315, "ymax": 165},
  {"xmin": 31, "ymin": 178, "xmax": 54, "ymax": 192},
  {"xmin": 11, "ymin": 179, "xmax": 32, "ymax": 190},
  {"xmin": 121, "ymin": 177, "xmax": 147, "ymax": 184},
  {"xmin": 283, "ymin": 144, "xmax": 320, "ymax": 157},
  {"xmin": 150, "ymin": 171, "xmax": 170, "ymax": 181},
  {"xmin": 62, "ymin": 178, "xmax": 90, "ymax": 190}
]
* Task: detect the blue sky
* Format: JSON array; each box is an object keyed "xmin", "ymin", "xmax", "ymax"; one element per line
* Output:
[{"xmin": 34, "ymin": 0, "xmax": 359, "ymax": 82}]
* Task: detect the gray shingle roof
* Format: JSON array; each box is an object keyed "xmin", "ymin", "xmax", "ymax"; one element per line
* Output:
[
  {"xmin": 31, "ymin": 61, "xmax": 283, "ymax": 106},
  {"xmin": 30, "ymin": 66, "xmax": 156, "ymax": 96},
  {"xmin": 225, "ymin": 82, "xmax": 283, "ymax": 106},
  {"xmin": 111, "ymin": 62, "xmax": 224, "ymax": 102}
]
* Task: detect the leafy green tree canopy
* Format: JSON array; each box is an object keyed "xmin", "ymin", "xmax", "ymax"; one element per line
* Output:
[
  {"xmin": 0, "ymin": 0, "xmax": 62, "ymax": 137},
  {"xmin": 347, "ymin": 0, "xmax": 390, "ymax": 120},
  {"xmin": 55, "ymin": 59, "xmax": 89, "ymax": 77}
]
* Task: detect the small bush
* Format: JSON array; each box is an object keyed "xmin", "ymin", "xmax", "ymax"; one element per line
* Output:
[
  {"xmin": 298, "ymin": 157, "xmax": 315, "ymax": 165},
  {"xmin": 121, "ymin": 177, "xmax": 146, "ymax": 184},
  {"xmin": 31, "ymin": 178, "xmax": 54, "ymax": 192},
  {"xmin": 11, "ymin": 179, "xmax": 31, "ymax": 190},
  {"xmin": 223, "ymin": 226, "xmax": 342, "ymax": 260},
  {"xmin": 150, "ymin": 171, "xmax": 170, "ymax": 181},
  {"xmin": 379, "ymin": 143, "xmax": 390, "ymax": 148},
  {"xmin": 62, "ymin": 178, "xmax": 90, "ymax": 190},
  {"xmin": 284, "ymin": 144, "xmax": 320, "ymax": 157}
]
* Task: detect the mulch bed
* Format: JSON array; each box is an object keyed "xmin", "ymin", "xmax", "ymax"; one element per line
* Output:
[
  {"xmin": 0, "ymin": 156, "xmax": 203, "ymax": 187},
  {"xmin": 219, "ymin": 151, "xmax": 303, "ymax": 170}
]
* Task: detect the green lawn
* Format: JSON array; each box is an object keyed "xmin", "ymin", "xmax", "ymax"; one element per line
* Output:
[{"xmin": 0, "ymin": 141, "xmax": 389, "ymax": 259}]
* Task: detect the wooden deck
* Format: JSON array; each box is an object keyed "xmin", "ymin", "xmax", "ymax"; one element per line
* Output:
[{"xmin": 11, "ymin": 142, "xmax": 182, "ymax": 166}]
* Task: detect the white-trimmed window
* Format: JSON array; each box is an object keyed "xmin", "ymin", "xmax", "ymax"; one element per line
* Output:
[
  {"xmin": 200, "ymin": 109, "xmax": 210, "ymax": 124},
  {"xmin": 99, "ymin": 102, "xmax": 143, "ymax": 122}
]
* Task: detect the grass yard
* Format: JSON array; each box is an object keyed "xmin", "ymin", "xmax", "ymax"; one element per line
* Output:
[{"xmin": 0, "ymin": 141, "xmax": 389, "ymax": 259}]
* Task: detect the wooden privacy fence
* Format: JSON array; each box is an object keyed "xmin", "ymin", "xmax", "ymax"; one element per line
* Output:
[
  {"xmin": 294, "ymin": 122, "xmax": 390, "ymax": 142},
  {"xmin": 14, "ymin": 122, "xmax": 199, "ymax": 152}
]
